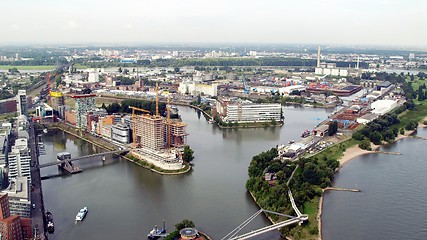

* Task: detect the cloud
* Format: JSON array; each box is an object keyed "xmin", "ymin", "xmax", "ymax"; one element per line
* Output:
[
  {"xmin": 68, "ymin": 21, "xmax": 77, "ymax": 29},
  {"xmin": 10, "ymin": 24, "xmax": 20, "ymax": 30}
]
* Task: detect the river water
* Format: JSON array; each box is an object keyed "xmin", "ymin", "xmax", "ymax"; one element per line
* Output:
[
  {"xmin": 39, "ymin": 106, "xmax": 331, "ymax": 240},
  {"xmin": 322, "ymin": 128, "xmax": 427, "ymax": 240}
]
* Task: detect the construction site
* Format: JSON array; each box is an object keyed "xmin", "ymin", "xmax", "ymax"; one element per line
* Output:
[{"xmin": 130, "ymin": 82, "xmax": 189, "ymax": 171}]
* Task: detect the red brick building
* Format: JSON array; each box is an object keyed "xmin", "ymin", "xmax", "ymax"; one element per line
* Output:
[{"xmin": 0, "ymin": 194, "xmax": 32, "ymax": 240}]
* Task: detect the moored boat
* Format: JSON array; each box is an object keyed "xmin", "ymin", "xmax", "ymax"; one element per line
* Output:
[{"xmin": 46, "ymin": 211, "xmax": 54, "ymax": 234}]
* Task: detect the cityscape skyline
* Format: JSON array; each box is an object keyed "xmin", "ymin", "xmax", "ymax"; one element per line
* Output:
[{"xmin": 1, "ymin": 0, "xmax": 426, "ymax": 48}]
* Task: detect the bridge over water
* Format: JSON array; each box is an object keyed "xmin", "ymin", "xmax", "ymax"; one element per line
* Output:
[{"xmin": 39, "ymin": 149, "xmax": 130, "ymax": 169}]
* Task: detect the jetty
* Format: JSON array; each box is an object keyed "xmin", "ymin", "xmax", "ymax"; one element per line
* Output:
[{"xmin": 324, "ymin": 187, "xmax": 361, "ymax": 192}]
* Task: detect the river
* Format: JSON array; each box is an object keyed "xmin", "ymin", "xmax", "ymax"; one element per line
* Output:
[
  {"xmin": 322, "ymin": 128, "xmax": 427, "ymax": 240},
  {"xmin": 39, "ymin": 105, "xmax": 331, "ymax": 240}
]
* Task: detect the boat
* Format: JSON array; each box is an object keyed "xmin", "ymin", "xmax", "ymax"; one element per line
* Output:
[
  {"xmin": 75, "ymin": 207, "xmax": 88, "ymax": 221},
  {"xmin": 147, "ymin": 220, "xmax": 166, "ymax": 239},
  {"xmin": 208, "ymin": 119, "xmax": 214, "ymax": 124},
  {"xmin": 46, "ymin": 211, "xmax": 55, "ymax": 234},
  {"xmin": 43, "ymin": 129, "xmax": 48, "ymax": 134},
  {"xmin": 301, "ymin": 130, "xmax": 311, "ymax": 138},
  {"xmin": 288, "ymin": 140, "xmax": 295, "ymax": 144}
]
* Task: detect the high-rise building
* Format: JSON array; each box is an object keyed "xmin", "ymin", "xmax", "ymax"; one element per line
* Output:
[
  {"xmin": 134, "ymin": 115, "xmax": 165, "ymax": 150},
  {"xmin": 16, "ymin": 90, "xmax": 27, "ymax": 117},
  {"xmin": 71, "ymin": 94, "xmax": 97, "ymax": 130}
]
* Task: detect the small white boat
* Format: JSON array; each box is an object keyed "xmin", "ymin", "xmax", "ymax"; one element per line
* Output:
[
  {"xmin": 75, "ymin": 207, "xmax": 88, "ymax": 221},
  {"xmin": 43, "ymin": 129, "xmax": 48, "ymax": 133}
]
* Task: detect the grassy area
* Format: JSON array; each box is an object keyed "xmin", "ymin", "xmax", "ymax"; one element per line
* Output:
[
  {"xmin": 310, "ymin": 138, "xmax": 359, "ymax": 163},
  {"xmin": 395, "ymin": 103, "xmax": 427, "ymax": 129},
  {"xmin": 73, "ymin": 64, "xmax": 90, "ymax": 70},
  {"xmin": 0, "ymin": 65, "xmax": 55, "ymax": 70}
]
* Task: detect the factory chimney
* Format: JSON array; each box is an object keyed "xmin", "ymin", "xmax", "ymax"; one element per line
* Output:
[{"xmin": 356, "ymin": 56, "xmax": 360, "ymax": 69}]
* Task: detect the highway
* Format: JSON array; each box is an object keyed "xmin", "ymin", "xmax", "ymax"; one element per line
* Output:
[{"xmin": 29, "ymin": 122, "xmax": 48, "ymax": 240}]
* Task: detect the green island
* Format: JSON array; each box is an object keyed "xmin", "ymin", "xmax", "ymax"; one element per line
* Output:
[{"xmin": 245, "ymin": 74, "xmax": 427, "ymax": 239}]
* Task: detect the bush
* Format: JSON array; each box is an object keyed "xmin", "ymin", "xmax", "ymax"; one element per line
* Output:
[
  {"xmin": 359, "ymin": 139, "xmax": 372, "ymax": 150},
  {"xmin": 405, "ymin": 120, "xmax": 418, "ymax": 130},
  {"xmin": 400, "ymin": 128, "xmax": 405, "ymax": 135}
]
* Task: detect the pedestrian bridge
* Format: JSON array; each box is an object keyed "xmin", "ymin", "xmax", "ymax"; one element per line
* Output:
[
  {"xmin": 39, "ymin": 149, "xmax": 130, "ymax": 168},
  {"xmin": 221, "ymin": 208, "xmax": 308, "ymax": 240}
]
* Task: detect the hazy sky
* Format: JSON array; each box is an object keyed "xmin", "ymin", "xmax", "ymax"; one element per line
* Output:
[{"xmin": 1, "ymin": 0, "xmax": 426, "ymax": 47}]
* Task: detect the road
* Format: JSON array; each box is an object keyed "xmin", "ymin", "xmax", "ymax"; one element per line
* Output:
[{"xmin": 29, "ymin": 122, "xmax": 48, "ymax": 240}]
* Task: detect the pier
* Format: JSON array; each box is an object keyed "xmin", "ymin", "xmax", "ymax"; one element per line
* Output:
[{"xmin": 324, "ymin": 187, "xmax": 361, "ymax": 192}]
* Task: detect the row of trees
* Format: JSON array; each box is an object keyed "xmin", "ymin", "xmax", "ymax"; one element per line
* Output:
[
  {"xmin": 101, "ymin": 99, "xmax": 167, "ymax": 116},
  {"xmin": 352, "ymin": 113, "xmax": 401, "ymax": 144}
]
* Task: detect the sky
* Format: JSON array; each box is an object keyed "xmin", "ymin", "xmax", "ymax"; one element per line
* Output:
[{"xmin": 1, "ymin": 0, "xmax": 426, "ymax": 47}]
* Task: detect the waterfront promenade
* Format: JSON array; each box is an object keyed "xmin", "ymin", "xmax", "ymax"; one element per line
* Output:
[{"xmin": 29, "ymin": 122, "xmax": 47, "ymax": 240}]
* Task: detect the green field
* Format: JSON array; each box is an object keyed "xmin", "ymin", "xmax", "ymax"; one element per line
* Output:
[{"xmin": 0, "ymin": 65, "xmax": 55, "ymax": 70}]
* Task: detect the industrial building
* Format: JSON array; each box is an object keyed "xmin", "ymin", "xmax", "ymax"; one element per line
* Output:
[{"xmin": 178, "ymin": 81, "xmax": 218, "ymax": 96}]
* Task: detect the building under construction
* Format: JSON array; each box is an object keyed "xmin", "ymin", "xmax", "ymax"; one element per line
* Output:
[{"xmin": 133, "ymin": 114, "xmax": 187, "ymax": 151}]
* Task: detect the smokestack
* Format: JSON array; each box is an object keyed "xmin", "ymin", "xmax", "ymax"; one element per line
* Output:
[
  {"xmin": 356, "ymin": 56, "xmax": 360, "ymax": 69},
  {"xmin": 317, "ymin": 46, "xmax": 321, "ymax": 68}
]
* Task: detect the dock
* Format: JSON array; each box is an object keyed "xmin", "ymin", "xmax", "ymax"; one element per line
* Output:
[{"xmin": 324, "ymin": 187, "xmax": 361, "ymax": 192}]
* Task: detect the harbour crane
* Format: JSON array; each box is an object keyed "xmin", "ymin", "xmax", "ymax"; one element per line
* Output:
[{"xmin": 129, "ymin": 106, "xmax": 150, "ymax": 148}]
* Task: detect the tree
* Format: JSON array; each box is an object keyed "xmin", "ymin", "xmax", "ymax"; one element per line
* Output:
[
  {"xmin": 182, "ymin": 145, "xmax": 194, "ymax": 163},
  {"xmin": 328, "ymin": 121, "xmax": 338, "ymax": 136},
  {"xmin": 175, "ymin": 219, "xmax": 195, "ymax": 231},
  {"xmin": 359, "ymin": 139, "xmax": 372, "ymax": 150},
  {"xmin": 55, "ymin": 75, "xmax": 62, "ymax": 87}
]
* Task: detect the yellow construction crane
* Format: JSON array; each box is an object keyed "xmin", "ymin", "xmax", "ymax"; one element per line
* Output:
[
  {"xmin": 155, "ymin": 81, "xmax": 159, "ymax": 116},
  {"xmin": 167, "ymin": 95, "xmax": 171, "ymax": 149},
  {"xmin": 129, "ymin": 106, "xmax": 150, "ymax": 148}
]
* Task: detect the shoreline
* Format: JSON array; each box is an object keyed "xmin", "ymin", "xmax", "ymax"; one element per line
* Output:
[
  {"xmin": 317, "ymin": 127, "xmax": 421, "ymax": 239},
  {"xmin": 47, "ymin": 123, "xmax": 191, "ymax": 175}
]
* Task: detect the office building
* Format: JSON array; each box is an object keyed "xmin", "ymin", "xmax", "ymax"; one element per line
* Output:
[
  {"xmin": 224, "ymin": 102, "xmax": 282, "ymax": 123},
  {"xmin": 1, "ymin": 177, "xmax": 31, "ymax": 218},
  {"xmin": 71, "ymin": 94, "xmax": 97, "ymax": 130},
  {"xmin": 16, "ymin": 90, "xmax": 27, "ymax": 117}
]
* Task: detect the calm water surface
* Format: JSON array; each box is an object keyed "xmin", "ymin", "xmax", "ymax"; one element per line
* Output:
[
  {"xmin": 322, "ymin": 128, "xmax": 427, "ymax": 240},
  {"xmin": 40, "ymin": 106, "xmax": 331, "ymax": 240}
]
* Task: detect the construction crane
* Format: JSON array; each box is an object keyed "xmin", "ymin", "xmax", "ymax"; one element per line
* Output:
[
  {"xmin": 129, "ymin": 106, "xmax": 150, "ymax": 148},
  {"xmin": 166, "ymin": 96, "xmax": 171, "ymax": 149},
  {"xmin": 155, "ymin": 81, "xmax": 159, "ymax": 116}
]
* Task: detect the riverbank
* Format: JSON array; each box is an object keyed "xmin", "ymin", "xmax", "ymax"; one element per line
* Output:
[{"xmin": 47, "ymin": 122, "xmax": 191, "ymax": 175}]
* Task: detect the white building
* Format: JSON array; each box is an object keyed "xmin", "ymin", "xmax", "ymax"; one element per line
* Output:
[
  {"xmin": 178, "ymin": 82, "xmax": 218, "ymax": 96},
  {"xmin": 111, "ymin": 123, "xmax": 130, "ymax": 144},
  {"xmin": 370, "ymin": 100, "xmax": 398, "ymax": 115},
  {"xmin": 2, "ymin": 177, "xmax": 31, "ymax": 218},
  {"xmin": 88, "ymin": 69, "xmax": 99, "ymax": 83},
  {"xmin": 17, "ymin": 90, "xmax": 27, "ymax": 117},
  {"xmin": 224, "ymin": 103, "xmax": 282, "ymax": 123}
]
